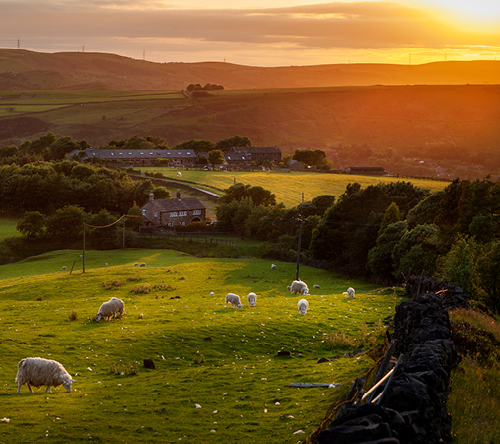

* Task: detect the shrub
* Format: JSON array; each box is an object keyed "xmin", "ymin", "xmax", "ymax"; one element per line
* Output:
[
  {"xmin": 68, "ymin": 309, "xmax": 78, "ymax": 321},
  {"xmin": 110, "ymin": 361, "xmax": 139, "ymax": 375},
  {"xmin": 130, "ymin": 283, "xmax": 151, "ymax": 294},
  {"xmin": 102, "ymin": 280, "xmax": 125, "ymax": 290}
]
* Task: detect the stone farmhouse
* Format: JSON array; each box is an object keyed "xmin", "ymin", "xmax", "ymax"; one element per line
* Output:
[
  {"xmin": 67, "ymin": 148, "xmax": 198, "ymax": 167},
  {"xmin": 225, "ymin": 146, "xmax": 282, "ymax": 167},
  {"xmin": 140, "ymin": 192, "xmax": 206, "ymax": 228}
]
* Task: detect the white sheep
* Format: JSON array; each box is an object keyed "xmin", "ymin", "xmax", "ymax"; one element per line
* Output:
[
  {"xmin": 95, "ymin": 297, "xmax": 125, "ymax": 322},
  {"xmin": 271, "ymin": 264, "xmax": 276, "ymax": 270},
  {"xmin": 313, "ymin": 284, "xmax": 321, "ymax": 289},
  {"xmin": 209, "ymin": 291, "xmax": 215, "ymax": 296},
  {"xmin": 290, "ymin": 280, "xmax": 309, "ymax": 295},
  {"xmin": 139, "ymin": 263, "xmax": 146, "ymax": 267},
  {"xmin": 61, "ymin": 266, "xmax": 66, "ymax": 271},
  {"xmin": 247, "ymin": 292, "xmax": 257, "ymax": 307},
  {"xmin": 177, "ymin": 171, "xmax": 182, "ymax": 178},
  {"xmin": 16, "ymin": 357, "xmax": 74, "ymax": 394},
  {"xmin": 298, "ymin": 299, "xmax": 309, "ymax": 315},
  {"xmin": 225, "ymin": 293, "xmax": 242, "ymax": 309},
  {"xmin": 346, "ymin": 287, "xmax": 355, "ymax": 299},
  {"xmin": 133, "ymin": 263, "xmax": 138, "ymax": 266}
]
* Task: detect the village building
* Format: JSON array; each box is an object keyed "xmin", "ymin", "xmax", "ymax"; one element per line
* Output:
[
  {"xmin": 140, "ymin": 191, "xmax": 206, "ymax": 228},
  {"xmin": 67, "ymin": 148, "xmax": 198, "ymax": 167},
  {"xmin": 225, "ymin": 146, "xmax": 282, "ymax": 167},
  {"xmin": 344, "ymin": 166, "xmax": 386, "ymax": 176}
]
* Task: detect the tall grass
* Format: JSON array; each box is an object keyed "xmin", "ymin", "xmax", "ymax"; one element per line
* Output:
[{"xmin": 448, "ymin": 309, "xmax": 500, "ymax": 442}]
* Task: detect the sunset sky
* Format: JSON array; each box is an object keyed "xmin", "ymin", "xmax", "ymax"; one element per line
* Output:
[{"xmin": 0, "ymin": 0, "xmax": 499, "ymax": 66}]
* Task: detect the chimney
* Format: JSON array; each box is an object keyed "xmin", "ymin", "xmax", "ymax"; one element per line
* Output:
[{"xmin": 149, "ymin": 192, "xmax": 154, "ymax": 201}]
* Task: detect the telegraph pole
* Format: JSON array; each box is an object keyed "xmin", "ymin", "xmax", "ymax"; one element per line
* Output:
[
  {"xmin": 82, "ymin": 222, "xmax": 86, "ymax": 273},
  {"xmin": 295, "ymin": 215, "xmax": 303, "ymax": 281}
]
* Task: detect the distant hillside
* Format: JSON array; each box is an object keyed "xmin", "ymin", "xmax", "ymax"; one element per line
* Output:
[{"xmin": 1, "ymin": 49, "xmax": 500, "ymax": 90}]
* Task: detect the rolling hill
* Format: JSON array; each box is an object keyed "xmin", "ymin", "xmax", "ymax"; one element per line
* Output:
[{"xmin": 1, "ymin": 49, "xmax": 500, "ymax": 91}]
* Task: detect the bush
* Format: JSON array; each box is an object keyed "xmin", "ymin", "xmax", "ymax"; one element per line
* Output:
[
  {"xmin": 68, "ymin": 309, "xmax": 78, "ymax": 321},
  {"xmin": 130, "ymin": 283, "xmax": 151, "ymax": 294}
]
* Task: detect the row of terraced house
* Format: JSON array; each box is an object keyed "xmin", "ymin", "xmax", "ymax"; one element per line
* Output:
[{"xmin": 67, "ymin": 146, "xmax": 282, "ymax": 168}]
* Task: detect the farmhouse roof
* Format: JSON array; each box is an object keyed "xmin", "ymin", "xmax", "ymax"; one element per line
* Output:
[
  {"xmin": 229, "ymin": 146, "xmax": 281, "ymax": 154},
  {"xmin": 145, "ymin": 196, "xmax": 206, "ymax": 213},
  {"xmin": 67, "ymin": 148, "xmax": 198, "ymax": 160}
]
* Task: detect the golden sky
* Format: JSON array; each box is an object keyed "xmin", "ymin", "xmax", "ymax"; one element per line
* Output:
[{"xmin": 0, "ymin": 0, "xmax": 499, "ymax": 66}]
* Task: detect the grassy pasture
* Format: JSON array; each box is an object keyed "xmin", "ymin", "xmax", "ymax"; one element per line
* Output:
[
  {"xmin": 0, "ymin": 217, "xmax": 20, "ymax": 240},
  {"xmin": 0, "ymin": 249, "xmax": 399, "ymax": 443},
  {"xmin": 142, "ymin": 169, "xmax": 448, "ymax": 209}
]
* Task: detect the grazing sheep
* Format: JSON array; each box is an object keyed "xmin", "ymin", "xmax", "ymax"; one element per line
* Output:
[
  {"xmin": 61, "ymin": 266, "xmax": 67, "ymax": 271},
  {"xmin": 177, "ymin": 171, "xmax": 182, "ymax": 178},
  {"xmin": 271, "ymin": 264, "xmax": 276, "ymax": 270},
  {"xmin": 247, "ymin": 292, "xmax": 257, "ymax": 307},
  {"xmin": 139, "ymin": 263, "xmax": 146, "ymax": 267},
  {"xmin": 225, "ymin": 293, "xmax": 243, "ymax": 309},
  {"xmin": 298, "ymin": 299, "xmax": 309, "ymax": 315},
  {"xmin": 290, "ymin": 280, "xmax": 309, "ymax": 295},
  {"xmin": 95, "ymin": 297, "xmax": 125, "ymax": 322},
  {"xmin": 133, "ymin": 263, "xmax": 138, "ymax": 266},
  {"xmin": 347, "ymin": 287, "xmax": 355, "ymax": 299},
  {"xmin": 16, "ymin": 357, "xmax": 74, "ymax": 394},
  {"xmin": 313, "ymin": 284, "xmax": 321, "ymax": 289},
  {"xmin": 209, "ymin": 292, "xmax": 215, "ymax": 296}
]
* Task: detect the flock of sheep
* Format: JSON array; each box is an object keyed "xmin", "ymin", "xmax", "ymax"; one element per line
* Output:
[{"xmin": 16, "ymin": 263, "xmax": 355, "ymax": 395}]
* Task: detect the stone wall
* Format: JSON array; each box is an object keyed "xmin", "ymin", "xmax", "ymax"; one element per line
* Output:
[{"xmin": 317, "ymin": 280, "xmax": 464, "ymax": 444}]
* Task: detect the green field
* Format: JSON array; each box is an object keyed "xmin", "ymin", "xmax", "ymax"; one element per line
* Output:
[
  {"xmin": 0, "ymin": 217, "xmax": 20, "ymax": 240},
  {"xmin": 0, "ymin": 249, "xmax": 399, "ymax": 443},
  {"xmin": 141, "ymin": 168, "xmax": 449, "ymax": 208}
]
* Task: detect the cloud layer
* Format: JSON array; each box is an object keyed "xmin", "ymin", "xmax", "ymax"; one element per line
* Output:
[{"xmin": 1, "ymin": 0, "xmax": 499, "ymax": 65}]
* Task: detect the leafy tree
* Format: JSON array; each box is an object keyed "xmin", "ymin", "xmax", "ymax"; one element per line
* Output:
[
  {"xmin": 134, "ymin": 179, "xmax": 154, "ymax": 207},
  {"xmin": 378, "ymin": 202, "xmax": 400, "ymax": 236},
  {"xmin": 293, "ymin": 149, "xmax": 326, "ymax": 167},
  {"xmin": 392, "ymin": 224, "xmax": 441, "ymax": 278},
  {"xmin": 125, "ymin": 202, "xmax": 144, "ymax": 231},
  {"xmin": 47, "ymin": 136, "xmax": 81, "ymax": 160},
  {"xmin": 207, "ymin": 150, "xmax": 225, "ymax": 167},
  {"xmin": 152, "ymin": 186, "xmax": 171, "ymax": 200},
  {"xmin": 247, "ymin": 186, "xmax": 276, "ymax": 207},
  {"xmin": 215, "ymin": 136, "xmax": 251, "ymax": 152},
  {"xmin": 476, "ymin": 241, "xmax": 500, "ymax": 311},
  {"xmin": 368, "ymin": 221, "xmax": 408, "ymax": 283},
  {"xmin": 174, "ymin": 139, "xmax": 215, "ymax": 153},
  {"xmin": 87, "ymin": 209, "xmax": 119, "ymax": 250},
  {"xmin": 311, "ymin": 195, "xmax": 335, "ymax": 216},
  {"xmin": 469, "ymin": 213, "xmax": 497, "ymax": 243},
  {"xmin": 438, "ymin": 236, "xmax": 481, "ymax": 297},
  {"xmin": 123, "ymin": 135, "xmax": 155, "ymax": 150},
  {"xmin": 45, "ymin": 205, "xmax": 86, "ymax": 241},
  {"xmin": 17, "ymin": 211, "xmax": 46, "ymax": 238},
  {"xmin": 218, "ymin": 183, "xmax": 276, "ymax": 207}
]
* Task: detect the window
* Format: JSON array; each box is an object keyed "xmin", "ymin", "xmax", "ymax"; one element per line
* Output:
[
  {"xmin": 193, "ymin": 210, "xmax": 201, "ymax": 215},
  {"xmin": 142, "ymin": 209, "xmax": 146, "ymax": 215},
  {"xmin": 179, "ymin": 211, "xmax": 187, "ymax": 217},
  {"xmin": 170, "ymin": 212, "xmax": 178, "ymax": 217}
]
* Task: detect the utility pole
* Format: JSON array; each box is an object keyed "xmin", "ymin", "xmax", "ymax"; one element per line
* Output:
[
  {"xmin": 17, "ymin": 39, "xmax": 20, "ymax": 49},
  {"xmin": 295, "ymin": 215, "xmax": 304, "ymax": 281},
  {"xmin": 82, "ymin": 222, "xmax": 86, "ymax": 273}
]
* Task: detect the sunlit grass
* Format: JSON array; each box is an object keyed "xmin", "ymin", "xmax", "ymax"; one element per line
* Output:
[{"xmin": 0, "ymin": 249, "xmax": 399, "ymax": 443}]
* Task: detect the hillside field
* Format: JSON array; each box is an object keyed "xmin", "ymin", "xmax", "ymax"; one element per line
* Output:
[
  {"xmin": 0, "ymin": 249, "xmax": 399, "ymax": 443},
  {"xmin": 142, "ymin": 168, "xmax": 449, "ymax": 209}
]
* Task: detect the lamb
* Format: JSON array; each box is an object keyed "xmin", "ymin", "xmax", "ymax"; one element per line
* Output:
[
  {"xmin": 298, "ymin": 299, "xmax": 309, "ymax": 315},
  {"xmin": 313, "ymin": 284, "xmax": 321, "ymax": 289},
  {"xmin": 16, "ymin": 357, "xmax": 74, "ymax": 394},
  {"xmin": 225, "ymin": 293, "xmax": 242, "ymax": 309},
  {"xmin": 290, "ymin": 280, "xmax": 309, "ymax": 295},
  {"xmin": 61, "ymin": 266, "xmax": 66, "ymax": 271},
  {"xmin": 271, "ymin": 264, "xmax": 276, "ymax": 270},
  {"xmin": 177, "ymin": 171, "xmax": 182, "ymax": 178},
  {"xmin": 247, "ymin": 292, "xmax": 257, "ymax": 307},
  {"xmin": 345, "ymin": 287, "xmax": 355, "ymax": 299},
  {"xmin": 95, "ymin": 297, "xmax": 125, "ymax": 322},
  {"xmin": 209, "ymin": 291, "xmax": 215, "ymax": 296},
  {"xmin": 139, "ymin": 263, "xmax": 146, "ymax": 267}
]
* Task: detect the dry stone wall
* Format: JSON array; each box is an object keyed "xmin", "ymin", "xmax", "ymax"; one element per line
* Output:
[{"xmin": 317, "ymin": 279, "xmax": 464, "ymax": 444}]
